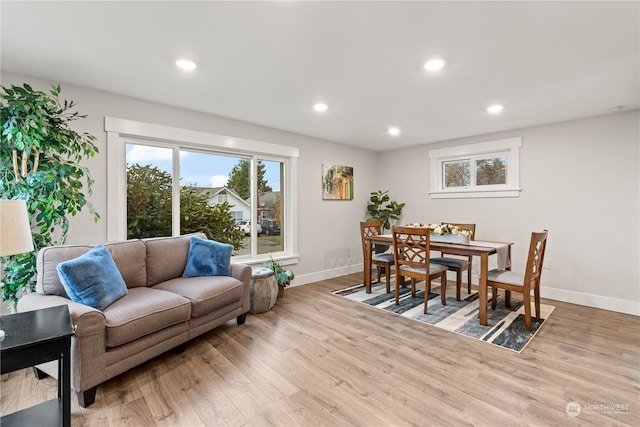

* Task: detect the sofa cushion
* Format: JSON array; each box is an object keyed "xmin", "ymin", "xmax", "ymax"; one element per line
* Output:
[
  {"xmin": 102, "ymin": 287, "xmax": 191, "ymax": 347},
  {"xmin": 106, "ymin": 240, "xmax": 148, "ymax": 288},
  {"xmin": 38, "ymin": 245, "xmax": 95, "ymax": 297},
  {"xmin": 183, "ymin": 237, "xmax": 232, "ymax": 277},
  {"xmin": 144, "ymin": 233, "xmax": 205, "ymax": 286},
  {"xmin": 152, "ymin": 276, "xmax": 244, "ymax": 318},
  {"xmin": 37, "ymin": 240, "xmax": 147, "ymax": 296},
  {"xmin": 56, "ymin": 244, "xmax": 128, "ymax": 310}
]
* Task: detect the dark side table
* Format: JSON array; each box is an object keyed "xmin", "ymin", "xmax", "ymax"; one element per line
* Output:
[{"xmin": 1, "ymin": 305, "xmax": 74, "ymax": 427}]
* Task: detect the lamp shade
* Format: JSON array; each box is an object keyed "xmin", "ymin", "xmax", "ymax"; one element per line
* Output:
[{"xmin": 0, "ymin": 200, "xmax": 35, "ymax": 256}]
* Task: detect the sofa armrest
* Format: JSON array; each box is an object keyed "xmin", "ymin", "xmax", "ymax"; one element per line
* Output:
[
  {"xmin": 18, "ymin": 293, "xmax": 106, "ymax": 338},
  {"xmin": 230, "ymin": 263, "xmax": 251, "ymax": 286},
  {"xmin": 230, "ymin": 263, "xmax": 251, "ymax": 314}
]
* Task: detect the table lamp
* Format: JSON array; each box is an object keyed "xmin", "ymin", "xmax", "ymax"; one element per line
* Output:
[{"xmin": 0, "ymin": 200, "xmax": 35, "ymax": 339}]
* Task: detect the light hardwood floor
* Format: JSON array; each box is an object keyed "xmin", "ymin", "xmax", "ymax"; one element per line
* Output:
[{"xmin": 2, "ymin": 272, "xmax": 639, "ymax": 426}]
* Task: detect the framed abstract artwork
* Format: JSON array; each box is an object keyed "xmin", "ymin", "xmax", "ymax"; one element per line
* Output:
[{"xmin": 322, "ymin": 165, "xmax": 353, "ymax": 200}]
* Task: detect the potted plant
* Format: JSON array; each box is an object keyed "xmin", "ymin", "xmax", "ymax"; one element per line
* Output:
[
  {"xmin": 366, "ymin": 190, "xmax": 405, "ymax": 232},
  {"xmin": 265, "ymin": 256, "xmax": 294, "ymax": 297},
  {"xmin": 0, "ymin": 83, "xmax": 99, "ymax": 306}
]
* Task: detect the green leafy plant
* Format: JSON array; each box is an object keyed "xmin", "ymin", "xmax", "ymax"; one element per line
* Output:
[
  {"xmin": 1, "ymin": 83, "xmax": 99, "ymax": 305},
  {"xmin": 265, "ymin": 256, "xmax": 294, "ymax": 288},
  {"xmin": 366, "ymin": 190, "xmax": 405, "ymax": 231}
]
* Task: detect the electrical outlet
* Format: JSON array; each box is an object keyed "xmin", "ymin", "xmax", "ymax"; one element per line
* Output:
[{"xmin": 543, "ymin": 258, "xmax": 551, "ymax": 269}]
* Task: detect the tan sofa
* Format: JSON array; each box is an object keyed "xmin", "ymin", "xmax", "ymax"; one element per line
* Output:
[{"xmin": 17, "ymin": 233, "xmax": 251, "ymax": 407}]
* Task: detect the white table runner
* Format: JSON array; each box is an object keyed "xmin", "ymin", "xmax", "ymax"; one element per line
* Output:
[{"xmin": 468, "ymin": 240, "xmax": 511, "ymax": 270}]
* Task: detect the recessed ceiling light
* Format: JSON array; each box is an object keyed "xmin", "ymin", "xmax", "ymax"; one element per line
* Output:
[
  {"xmin": 388, "ymin": 127, "xmax": 401, "ymax": 137},
  {"xmin": 176, "ymin": 59, "xmax": 197, "ymax": 71},
  {"xmin": 609, "ymin": 106, "xmax": 624, "ymax": 113},
  {"xmin": 313, "ymin": 103, "xmax": 328, "ymax": 113},
  {"xmin": 424, "ymin": 59, "xmax": 446, "ymax": 72},
  {"xmin": 487, "ymin": 104, "xmax": 504, "ymax": 114}
]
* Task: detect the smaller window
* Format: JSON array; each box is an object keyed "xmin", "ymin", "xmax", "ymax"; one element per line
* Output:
[
  {"xmin": 475, "ymin": 156, "xmax": 506, "ymax": 186},
  {"xmin": 429, "ymin": 137, "xmax": 521, "ymax": 198},
  {"xmin": 443, "ymin": 160, "xmax": 471, "ymax": 188}
]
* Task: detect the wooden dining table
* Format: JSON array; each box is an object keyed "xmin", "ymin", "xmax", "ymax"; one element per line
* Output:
[{"xmin": 365, "ymin": 233, "xmax": 512, "ymax": 326}]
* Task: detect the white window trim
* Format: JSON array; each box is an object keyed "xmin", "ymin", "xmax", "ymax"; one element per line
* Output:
[
  {"xmin": 429, "ymin": 137, "xmax": 522, "ymax": 199},
  {"xmin": 105, "ymin": 116, "xmax": 299, "ymax": 264}
]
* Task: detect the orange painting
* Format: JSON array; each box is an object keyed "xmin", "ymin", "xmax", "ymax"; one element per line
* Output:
[{"xmin": 322, "ymin": 165, "xmax": 353, "ymax": 200}]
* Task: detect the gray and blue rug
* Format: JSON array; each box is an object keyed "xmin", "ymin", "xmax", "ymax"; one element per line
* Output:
[{"xmin": 332, "ymin": 279, "xmax": 554, "ymax": 353}]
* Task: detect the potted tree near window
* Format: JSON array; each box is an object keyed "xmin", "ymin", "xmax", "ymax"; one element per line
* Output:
[
  {"xmin": 366, "ymin": 190, "xmax": 405, "ymax": 233},
  {"xmin": 0, "ymin": 83, "xmax": 99, "ymax": 306}
]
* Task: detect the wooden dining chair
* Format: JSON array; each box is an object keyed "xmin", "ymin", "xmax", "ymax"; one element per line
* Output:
[
  {"xmin": 430, "ymin": 222, "xmax": 476, "ymax": 301},
  {"xmin": 486, "ymin": 230, "xmax": 548, "ymax": 331},
  {"xmin": 392, "ymin": 226, "xmax": 448, "ymax": 314},
  {"xmin": 360, "ymin": 221, "xmax": 394, "ymax": 293}
]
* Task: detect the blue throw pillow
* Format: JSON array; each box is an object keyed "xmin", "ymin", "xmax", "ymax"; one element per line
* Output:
[
  {"xmin": 56, "ymin": 244, "xmax": 128, "ymax": 311},
  {"xmin": 183, "ymin": 236, "xmax": 233, "ymax": 277}
]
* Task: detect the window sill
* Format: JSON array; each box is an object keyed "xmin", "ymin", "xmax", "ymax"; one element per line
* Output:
[
  {"xmin": 430, "ymin": 188, "xmax": 521, "ymax": 199},
  {"xmin": 233, "ymin": 254, "xmax": 300, "ymax": 267}
]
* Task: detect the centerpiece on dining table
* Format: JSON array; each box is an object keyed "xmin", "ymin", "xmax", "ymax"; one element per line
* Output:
[{"xmin": 405, "ymin": 223, "xmax": 473, "ymax": 244}]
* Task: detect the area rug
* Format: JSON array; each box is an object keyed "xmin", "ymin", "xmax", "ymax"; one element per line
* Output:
[{"xmin": 332, "ymin": 279, "xmax": 555, "ymax": 353}]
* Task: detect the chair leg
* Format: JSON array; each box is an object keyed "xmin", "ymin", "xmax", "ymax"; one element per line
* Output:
[
  {"xmin": 534, "ymin": 282, "xmax": 541, "ymax": 321},
  {"xmin": 467, "ymin": 267, "xmax": 472, "ymax": 294},
  {"xmin": 505, "ymin": 290, "xmax": 511, "ymax": 308},
  {"xmin": 424, "ymin": 281, "xmax": 429, "ymax": 314},
  {"xmin": 456, "ymin": 269, "xmax": 462, "ymax": 301},
  {"xmin": 385, "ymin": 264, "xmax": 391, "ymax": 294},
  {"xmin": 440, "ymin": 273, "xmax": 447, "ymax": 306},
  {"xmin": 424, "ymin": 278, "xmax": 433, "ymax": 314},
  {"xmin": 524, "ymin": 294, "xmax": 532, "ymax": 331},
  {"xmin": 395, "ymin": 274, "xmax": 401, "ymax": 305},
  {"xmin": 491, "ymin": 286, "xmax": 498, "ymax": 309},
  {"xmin": 376, "ymin": 265, "xmax": 382, "ymax": 283},
  {"xmin": 411, "ymin": 279, "xmax": 416, "ymax": 298}
]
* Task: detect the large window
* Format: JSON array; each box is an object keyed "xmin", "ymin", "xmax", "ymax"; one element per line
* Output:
[
  {"xmin": 107, "ymin": 117, "xmax": 298, "ymax": 263},
  {"xmin": 443, "ymin": 155, "xmax": 507, "ymax": 189},
  {"xmin": 429, "ymin": 137, "xmax": 521, "ymax": 198},
  {"xmin": 126, "ymin": 145, "xmax": 173, "ymax": 238}
]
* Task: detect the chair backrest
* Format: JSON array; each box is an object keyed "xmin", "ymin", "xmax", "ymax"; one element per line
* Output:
[
  {"xmin": 392, "ymin": 226, "xmax": 431, "ymax": 270},
  {"xmin": 441, "ymin": 222, "xmax": 476, "ymax": 240},
  {"xmin": 524, "ymin": 230, "xmax": 548, "ymax": 284},
  {"xmin": 360, "ymin": 221, "xmax": 382, "ymax": 258}
]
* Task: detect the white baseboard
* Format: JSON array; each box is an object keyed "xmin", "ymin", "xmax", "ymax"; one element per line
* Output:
[
  {"xmin": 467, "ymin": 274, "xmax": 639, "ymax": 316},
  {"xmin": 539, "ymin": 286, "xmax": 640, "ymax": 317},
  {"xmin": 290, "ymin": 263, "xmax": 364, "ymax": 288}
]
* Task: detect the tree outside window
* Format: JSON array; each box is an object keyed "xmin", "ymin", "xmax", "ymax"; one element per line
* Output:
[
  {"xmin": 476, "ymin": 157, "xmax": 506, "ymax": 186},
  {"xmin": 444, "ymin": 160, "xmax": 470, "ymax": 188}
]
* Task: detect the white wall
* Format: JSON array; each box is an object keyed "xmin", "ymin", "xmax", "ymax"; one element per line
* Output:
[
  {"xmin": 1, "ymin": 72, "xmax": 378, "ymax": 292},
  {"xmin": 3, "ymin": 72, "xmax": 638, "ymax": 316},
  {"xmin": 378, "ymin": 111, "xmax": 640, "ymax": 315}
]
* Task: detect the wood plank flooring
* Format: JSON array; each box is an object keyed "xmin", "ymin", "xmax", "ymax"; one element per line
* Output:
[{"xmin": 2, "ymin": 272, "xmax": 639, "ymax": 426}]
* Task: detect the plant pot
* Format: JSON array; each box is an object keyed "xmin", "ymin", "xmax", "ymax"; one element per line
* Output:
[{"xmin": 430, "ymin": 233, "xmax": 470, "ymax": 244}]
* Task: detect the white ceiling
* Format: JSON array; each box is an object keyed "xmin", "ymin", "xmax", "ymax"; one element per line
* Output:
[{"xmin": 2, "ymin": 1, "xmax": 638, "ymax": 152}]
